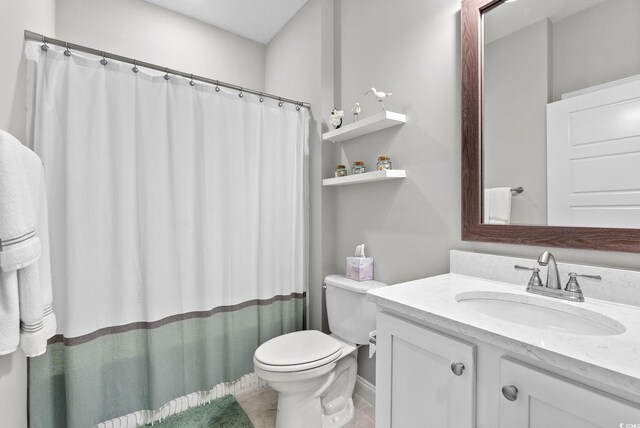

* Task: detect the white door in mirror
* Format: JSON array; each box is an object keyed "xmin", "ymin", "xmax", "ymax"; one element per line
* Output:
[{"xmin": 547, "ymin": 75, "xmax": 640, "ymax": 228}]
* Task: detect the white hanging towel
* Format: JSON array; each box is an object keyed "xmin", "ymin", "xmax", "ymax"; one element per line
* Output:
[
  {"xmin": 0, "ymin": 130, "xmax": 56, "ymax": 357},
  {"xmin": 483, "ymin": 187, "xmax": 512, "ymax": 225}
]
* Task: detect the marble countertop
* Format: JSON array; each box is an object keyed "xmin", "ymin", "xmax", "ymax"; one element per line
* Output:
[{"xmin": 367, "ymin": 273, "xmax": 640, "ymax": 397}]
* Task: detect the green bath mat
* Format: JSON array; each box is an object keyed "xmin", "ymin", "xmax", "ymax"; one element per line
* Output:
[{"xmin": 147, "ymin": 395, "xmax": 254, "ymax": 428}]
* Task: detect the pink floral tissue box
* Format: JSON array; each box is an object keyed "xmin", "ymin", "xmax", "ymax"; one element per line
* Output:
[{"xmin": 346, "ymin": 257, "xmax": 374, "ymax": 281}]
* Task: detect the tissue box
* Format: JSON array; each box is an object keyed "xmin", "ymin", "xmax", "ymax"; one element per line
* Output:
[{"xmin": 346, "ymin": 257, "xmax": 374, "ymax": 281}]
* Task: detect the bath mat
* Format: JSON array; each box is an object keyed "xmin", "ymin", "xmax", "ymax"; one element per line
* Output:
[{"xmin": 146, "ymin": 394, "xmax": 254, "ymax": 428}]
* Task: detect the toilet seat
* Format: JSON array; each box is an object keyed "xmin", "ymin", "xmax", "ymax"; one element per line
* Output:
[{"xmin": 254, "ymin": 330, "xmax": 344, "ymax": 372}]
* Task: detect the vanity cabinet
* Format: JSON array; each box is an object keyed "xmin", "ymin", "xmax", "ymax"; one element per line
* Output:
[
  {"xmin": 375, "ymin": 312, "xmax": 476, "ymax": 427},
  {"xmin": 500, "ymin": 358, "xmax": 640, "ymax": 428},
  {"xmin": 376, "ymin": 310, "xmax": 640, "ymax": 428}
]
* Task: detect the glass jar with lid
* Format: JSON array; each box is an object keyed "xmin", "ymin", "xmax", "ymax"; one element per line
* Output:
[
  {"xmin": 352, "ymin": 161, "xmax": 365, "ymax": 174},
  {"xmin": 377, "ymin": 156, "xmax": 392, "ymax": 170},
  {"xmin": 335, "ymin": 164, "xmax": 347, "ymax": 177}
]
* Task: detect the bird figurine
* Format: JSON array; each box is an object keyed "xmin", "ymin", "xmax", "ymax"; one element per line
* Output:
[
  {"xmin": 351, "ymin": 102, "xmax": 361, "ymax": 122},
  {"xmin": 364, "ymin": 87, "xmax": 393, "ymax": 110},
  {"xmin": 330, "ymin": 107, "xmax": 344, "ymax": 129}
]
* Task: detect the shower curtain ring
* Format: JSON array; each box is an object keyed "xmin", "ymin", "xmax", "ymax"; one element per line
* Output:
[
  {"xmin": 296, "ymin": 103, "xmax": 301, "ymax": 111},
  {"xmin": 238, "ymin": 88, "xmax": 244, "ymax": 98},
  {"xmin": 259, "ymin": 93, "xmax": 264, "ymax": 103},
  {"xmin": 278, "ymin": 98, "xmax": 284, "ymax": 107},
  {"xmin": 189, "ymin": 74, "xmax": 195, "ymax": 86},
  {"xmin": 164, "ymin": 68, "xmax": 170, "ymax": 80},
  {"xmin": 40, "ymin": 35, "xmax": 49, "ymax": 51},
  {"xmin": 215, "ymin": 80, "xmax": 220, "ymax": 92},
  {"xmin": 100, "ymin": 52, "xmax": 108, "ymax": 66},
  {"xmin": 132, "ymin": 59, "xmax": 139, "ymax": 73},
  {"xmin": 64, "ymin": 42, "xmax": 71, "ymax": 57}
]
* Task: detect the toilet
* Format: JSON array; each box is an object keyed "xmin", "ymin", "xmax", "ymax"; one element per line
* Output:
[{"xmin": 253, "ymin": 274, "xmax": 385, "ymax": 428}]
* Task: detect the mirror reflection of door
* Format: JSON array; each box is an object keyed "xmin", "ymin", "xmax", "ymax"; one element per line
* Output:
[
  {"xmin": 482, "ymin": 0, "xmax": 640, "ymax": 227},
  {"xmin": 547, "ymin": 77, "xmax": 640, "ymax": 228}
]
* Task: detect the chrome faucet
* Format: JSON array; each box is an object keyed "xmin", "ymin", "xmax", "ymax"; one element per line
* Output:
[
  {"xmin": 513, "ymin": 251, "xmax": 602, "ymax": 302},
  {"xmin": 537, "ymin": 251, "xmax": 561, "ymax": 290}
]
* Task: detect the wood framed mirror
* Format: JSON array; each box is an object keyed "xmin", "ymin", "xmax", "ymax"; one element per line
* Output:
[{"xmin": 461, "ymin": 0, "xmax": 640, "ymax": 252}]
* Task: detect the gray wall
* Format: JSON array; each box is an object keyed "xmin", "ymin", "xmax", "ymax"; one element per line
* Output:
[
  {"xmin": 0, "ymin": 1, "xmax": 55, "ymax": 424},
  {"xmin": 553, "ymin": 0, "xmax": 640, "ymax": 100},
  {"xmin": 265, "ymin": 0, "xmax": 338, "ymax": 333},
  {"xmin": 56, "ymin": 0, "xmax": 266, "ymax": 91},
  {"xmin": 334, "ymin": 0, "xmax": 464, "ymax": 383},
  {"xmin": 484, "ymin": 20, "xmax": 550, "ymax": 225},
  {"xmin": 331, "ymin": 0, "xmax": 639, "ymax": 386},
  {"xmin": 0, "ymin": 0, "xmax": 55, "ymax": 143}
]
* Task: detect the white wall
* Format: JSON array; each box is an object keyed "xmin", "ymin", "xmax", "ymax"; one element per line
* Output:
[
  {"xmin": 56, "ymin": 0, "xmax": 266, "ymax": 91},
  {"xmin": 0, "ymin": 1, "xmax": 55, "ymax": 424},
  {"xmin": 484, "ymin": 20, "xmax": 550, "ymax": 225}
]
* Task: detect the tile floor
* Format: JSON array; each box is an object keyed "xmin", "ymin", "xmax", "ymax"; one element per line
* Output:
[{"xmin": 236, "ymin": 386, "xmax": 375, "ymax": 428}]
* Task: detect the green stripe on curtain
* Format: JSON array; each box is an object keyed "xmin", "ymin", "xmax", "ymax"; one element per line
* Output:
[{"xmin": 29, "ymin": 296, "xmax": 305, "ymax": 428}]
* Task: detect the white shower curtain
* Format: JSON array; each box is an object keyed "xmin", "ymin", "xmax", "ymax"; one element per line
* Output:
[{"xmin": 25, "ymin": 41, "xmax": 308, "ymax": 427}]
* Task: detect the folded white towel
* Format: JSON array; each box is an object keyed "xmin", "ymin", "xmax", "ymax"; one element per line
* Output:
[
  {"xmin": 0, "ymin": 271, "xmax": 19, "ymax": 355},
  {"xmin": 0, "ymin": 130, "xmax": 56, "ymax": 357},
  {"xmin": 484, "ymin": 187, "xmax": 512, "ymax": 225},
  {"xmin": 18, "ymin": 263, "xmax": 47, "ymax": 356},
  {"xmin": 0, "ymin": 131, "xmax": 39, "ymax": 271}
]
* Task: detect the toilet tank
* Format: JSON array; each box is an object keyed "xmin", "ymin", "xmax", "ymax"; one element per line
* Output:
[{"xmin": 325, "ymin": 274, "xmax": 386, "ymax": 345}]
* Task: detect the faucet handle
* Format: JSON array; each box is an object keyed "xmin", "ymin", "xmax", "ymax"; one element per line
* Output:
[
  {"xmin": 573, "ymin": 272, "xmax": 602, "ymax": 281},
  {"xmin": 514, "ymin": 265, "xmax": 543, "ymax": 288},
  {"xmin": 566, "ymin": 272, "xmax": 601, "ymax": 293},
  {"xmin": 514, "ymin": 265, "xmax": 537, "ymax": 271}
]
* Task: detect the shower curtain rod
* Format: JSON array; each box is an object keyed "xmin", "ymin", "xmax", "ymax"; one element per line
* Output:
[{"xmin": 24, "ymin": 30, "xmax": 311, "ymax": 110}]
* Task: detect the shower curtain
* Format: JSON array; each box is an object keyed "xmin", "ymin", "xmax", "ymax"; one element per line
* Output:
[{"xmin": 25, "ymin": 42, "xmax": 308, "ymax": 427}]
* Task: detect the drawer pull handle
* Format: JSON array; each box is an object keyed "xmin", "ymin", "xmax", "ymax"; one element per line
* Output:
[
  {"xmin": 501, "ymin": 385, "xmax": 518, "ymax": 401},
  {"xmin": 450, "ymin": 362, "xmax": 465, "ymax": 376}
]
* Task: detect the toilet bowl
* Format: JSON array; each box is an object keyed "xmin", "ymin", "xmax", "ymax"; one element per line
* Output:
[{"xmin": 253, "ymin": 275, "xmax": 385, "ymax": 428}]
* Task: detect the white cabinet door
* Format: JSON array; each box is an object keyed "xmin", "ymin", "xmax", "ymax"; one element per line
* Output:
[
  {"xmin": 376, "ymin": 312, "xmax": 476, "ymax": 428},
  {"xmin": 500, "ymin": 358, "xmax": 640, "ymax": 428}
]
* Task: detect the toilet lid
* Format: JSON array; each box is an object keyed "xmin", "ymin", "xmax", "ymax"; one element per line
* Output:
[{"xmin": 254, "ymin": 330, "xmax": 342, "ymax": 367}]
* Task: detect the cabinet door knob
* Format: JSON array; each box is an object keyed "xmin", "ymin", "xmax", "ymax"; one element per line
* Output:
[
  {"xmin": 450, "ymin": 362, "xmax": 465, "ymax": 376},
  {"xmin": 501, "ymin": 385, "xmax": 518, "ymax": 401}
]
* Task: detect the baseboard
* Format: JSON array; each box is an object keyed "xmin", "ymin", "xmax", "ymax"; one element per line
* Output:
[{"xmin": 354, "ymin": 375, "xmax": 376, "ymax": 406}]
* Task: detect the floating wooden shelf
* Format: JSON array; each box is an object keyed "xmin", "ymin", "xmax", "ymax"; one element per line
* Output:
[
  {"xmin": 322, "ymin": 170, "xmax": 406, "ymax": 187},
  {"xmin": 323, "ymin": 111, "xmax": 406, "ymax": 143}
]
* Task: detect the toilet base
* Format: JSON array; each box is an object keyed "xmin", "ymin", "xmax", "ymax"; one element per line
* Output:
[
  {"xmin": 256, "ymin": 353, "xmax": 358, "ymax": 428},
  {"xmin": 273, "ymin": 378, "xmax": 356, "ymax": 428},
  {"xmin": 276, "ymin": 390, "xmax": 326, "ymax": 428},
  {"xmin": 322, "ymin": 396, "xmax": 354, "ymax": 428},
  {"xmin": 271, "ymin": 357, "xmax": 357, "ymax": 428}
]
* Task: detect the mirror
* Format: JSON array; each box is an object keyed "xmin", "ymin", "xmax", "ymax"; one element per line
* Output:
[
  {"xmin": 483, "ymin": 0, "xmax": 640, "ymax": 227},
  {"xmin": 461, "ymin": 0, "xmax": 640, "ymax": 252}
]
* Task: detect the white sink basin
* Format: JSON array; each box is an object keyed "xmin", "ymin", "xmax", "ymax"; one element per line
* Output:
[{"xmin": 455, "ymin": 291, "xmax": 625, "ymax": 336}]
